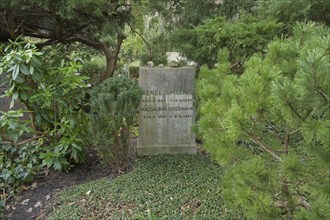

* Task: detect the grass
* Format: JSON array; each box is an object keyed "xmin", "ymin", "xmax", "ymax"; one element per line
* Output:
[{"xmin": 45, "ymin": 154, "xmax": 236, "ymax": 220}]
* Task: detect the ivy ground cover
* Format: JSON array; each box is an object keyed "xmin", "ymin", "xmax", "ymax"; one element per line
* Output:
[{"xmin": 45, "ymin": 154, "xmax": 236, "ymax": 219}]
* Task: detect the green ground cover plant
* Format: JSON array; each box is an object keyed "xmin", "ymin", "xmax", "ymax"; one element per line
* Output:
[{"xmin": 45, "ymin": 155, "xmax": 237, "ymax": 220}]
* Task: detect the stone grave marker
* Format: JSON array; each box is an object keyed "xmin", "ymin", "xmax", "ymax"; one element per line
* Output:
[{"xmin": 137, "ymin": 66, "xmax": 197, "ymax": 155}]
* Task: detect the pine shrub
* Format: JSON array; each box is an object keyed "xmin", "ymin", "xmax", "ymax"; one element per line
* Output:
[
  {"xmin": 196, "ymin": 22, "xmax": 330, "ymax": 219},
  {"xmin": 89, "ymin": 76, "xmax": 142, "ymax": 171}
]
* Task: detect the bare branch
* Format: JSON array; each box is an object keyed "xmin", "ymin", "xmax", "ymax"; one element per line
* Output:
[
  {"xmin": 296, "ymin": 196, "xmax": 311, "ymax": 209},
  {"xmin": 284, "ymin": 132, "xmax": 290, "ymax": 154},
  {"xmin": 65, "ymin": 35, "xmax": 102, "ymax": 49},
  {"xmin": 0, "ymin": 136, "xmax": 44, "ymax": 146},
  {"xmin": 230, "ymin": 61, "xmax": 240, "ymax": 69},
  {"xmin": 288, "ymin": 103, "xmax": 304, "ymax": 121},
  {"xmin": 317, "ymin": 88, "xmax": 329, "ymax": 103},
  {"xmin": 15, "ymin": 136, "xmax": 44, "ymax": 146},
  {"xmin": 252, "ymin": 138, "xmax": 283, "ymax": 162},
  {"xmin": 126, "ymin": 20, "xmax": 152, "ymax": 59}
]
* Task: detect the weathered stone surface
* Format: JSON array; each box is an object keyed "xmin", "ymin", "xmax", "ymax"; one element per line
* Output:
[{"xmin": 137, "ymin": 67, "xmax": 197, "ymax": 155}]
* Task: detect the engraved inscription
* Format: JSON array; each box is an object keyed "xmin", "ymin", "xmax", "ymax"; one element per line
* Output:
[
  {"xmin": 137, "ymin": 67, "xmax": 197, "ymax": 155},
  {"xmin": 139, "ymin": 90, "xmax": 194, "ymax": 119}
]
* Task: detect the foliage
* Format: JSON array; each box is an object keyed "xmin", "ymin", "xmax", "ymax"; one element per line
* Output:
[
  {"xmin": 0, "ymin": 40, "xmax": 90, "ymax": 171},
  {"xmin": 45, "ymin": 155, "xmax": 237, "ymax": 219},
  {"xmin": 0, "ymin": 0, "xmax": 131, "ymax": 80},
  {"xmin": 0, "ymin": 142, "xmax": 44, "ymax": 203},
  {"xmin": 167, "ymin": 0, "xmax": 329, "ymax": 72},
  {"xmin": 0, "ymin": 40, "xmax": 90, "ymax": 207},
  {"xmin": 89, "ymin": 76, "xmax": 142, "ymax": 171},
  {"xmin": 196, "ymin": 22, "xmax": 330, "ymax": 219},
  {"xmin": 171, "ymin": 15, "xmax": 283, "ymax": 70},
  {"xmin": 256, "ymin": 0, "xmax": 330, "ymax": 26},
  {"xmin": 120, "ymin": 0, "xmax": 223, "ymax": 66},
  {"xmin": 136, "ymin": 0, "xmax": 222, "ymax": 29},
  {"xmin": 80, "ymin": 55, "xmax": 106, "ymax": 83}
]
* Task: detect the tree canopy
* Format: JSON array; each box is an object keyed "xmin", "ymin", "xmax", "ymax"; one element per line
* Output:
[{"xmin": 0, "ymin": 0, "xmax": 131, "ymax": 81}]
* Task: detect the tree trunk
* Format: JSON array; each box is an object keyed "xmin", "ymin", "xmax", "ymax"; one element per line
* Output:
[{"xmin": 99, "ymin": 35, "xmax": 125, "ymax": 83}]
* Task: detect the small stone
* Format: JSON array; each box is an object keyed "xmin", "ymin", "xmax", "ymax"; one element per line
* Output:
[
  {"xmin": 31, "ymin": 182, "xmax": 37, "ymax": 189},
  {"xmin": 34, "ymin": 201, "xmax": 43, "ymax": 208},
  {"xmin": 158, "ymin": 64, "xmax": 164, "ymax": 67},
  {"xmin": 21, "ymin": 199, "xmax": 30, "ymax": 205},
  {"xmin": 147, "ymin": 61, "xmax": 154, "ymax": 68},
  {"xmin": 86, "ymin": 190, "xmax": 92, "ymax": 196},
  {"xmin": 168, "ymin": 60, "xmax": 180, "ymax": 67},
  {"xmin": 44, "ymin": 194, "xmax": 51, "ymax": 200},
  {"xmin": 26, "ymin": 208, "xmax": 33, "ymax": 213}
]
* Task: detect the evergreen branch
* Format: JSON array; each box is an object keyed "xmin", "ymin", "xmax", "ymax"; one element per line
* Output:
[
  {"xmin": 265, "ymin": 121, "xmax": 285, "ymax": 142},
  {"xmin": 289, "ymin": 128, "xmax": 301, "ymax": 135},
  {"xmin": 317, "ymin": 88, "xmax": 329, "ymax": 103},
  {"xmin": 36, "ymin": 39, "xmax": 59, "ymax": 48},
  {"xmin": 303, "ymin": 109, "xmax": 313, "ymax": 120},
  {"xmin": 65, "ymin": 35, "xmax": 103, "ymax": 49},
  {"xmin": 296, "ymin": 196, "xmax": 311, "ymax": 209},
  {"xmin": 251, "ymin": 137, "xmax": 283, "ymax": 162},
  {"xmin": 230, "ymin": 61, "xmax": 240, "ymax": 69},
  {"xmin": 288, "ymin": 103, "xmax": 304, "ymax": 121},
  {"xmin": 284, "ymin": 132, "xmax": 290, "ymax": 154}
]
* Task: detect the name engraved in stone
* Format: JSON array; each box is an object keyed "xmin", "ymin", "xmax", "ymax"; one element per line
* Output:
[
  {"xmin": 140, "ymin": 107, "xmax": 194, "ymax": 112},
  {"xmin": 143, "ymin": 90, "xmax": 193, "ymax": 95},
  {"xmin": 143, "ymin": 115, "xmax": 193, "ymax": 119},
  {"xmin": 138, "ymin": 66, "xmax": 197, "ymax": 155}
]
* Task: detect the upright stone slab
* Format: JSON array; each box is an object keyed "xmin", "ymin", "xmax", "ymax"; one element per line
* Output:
[{"xmin": 138, "ymin": 67, "xmax": 197, "ymax": 155}]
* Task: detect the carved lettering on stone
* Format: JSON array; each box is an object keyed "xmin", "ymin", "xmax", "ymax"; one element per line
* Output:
[{"xmin": 138, "ymin": 67, "xmax": 197, "ymax": 155}]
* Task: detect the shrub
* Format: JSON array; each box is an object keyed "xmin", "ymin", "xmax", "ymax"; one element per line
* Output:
[
  {"xmin": 0, "ymin": 40, "xmax": 90, "ymax": 171},
  {"xmin": 196, "ymin": 22, "xmax": 330, "ymax": 219},
  {"xmin": 89, "ymin": 76, "xmax": 142, "ymax": 171},
  {"xmin": 0, "ymin": 39, "xmax": 90, "ymax": 205}
]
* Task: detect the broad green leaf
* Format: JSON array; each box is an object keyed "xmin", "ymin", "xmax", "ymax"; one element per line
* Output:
[
  {"xmin": 12, "ymin": 65, "xmax": 20, "ymax": 80},
  {"xmin": 20, "ymin": 64, "xmax": 30, "ymax": 75},
  {"xmin": 9, "ymin": 98, "xmax": 15, "ymax": 109},
  {"xmin": 29, "ymin": 66, "xmax": 34, "ymax": 75},
  {"xmin": 15, "ymin": 76, "xmax": 25, "ymax": 83},
  {"xmin": 20, "ymin": 91, "xmax": 28, "ymax": 100}
]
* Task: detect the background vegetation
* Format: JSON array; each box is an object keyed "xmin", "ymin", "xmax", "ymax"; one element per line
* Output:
[{"xmin": 1, "ymin": 0, "xmax": 329, "ymax": 219}]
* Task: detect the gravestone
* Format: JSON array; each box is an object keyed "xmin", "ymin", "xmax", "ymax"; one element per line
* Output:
[{"xmin": 137, "ymin": 66, "xmax": 197, "ymax": 155}]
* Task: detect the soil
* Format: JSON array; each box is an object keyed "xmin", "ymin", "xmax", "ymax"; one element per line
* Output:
[{"xmin": 4, "ymin": 147, "xmax": 125, "ymax": 220}]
